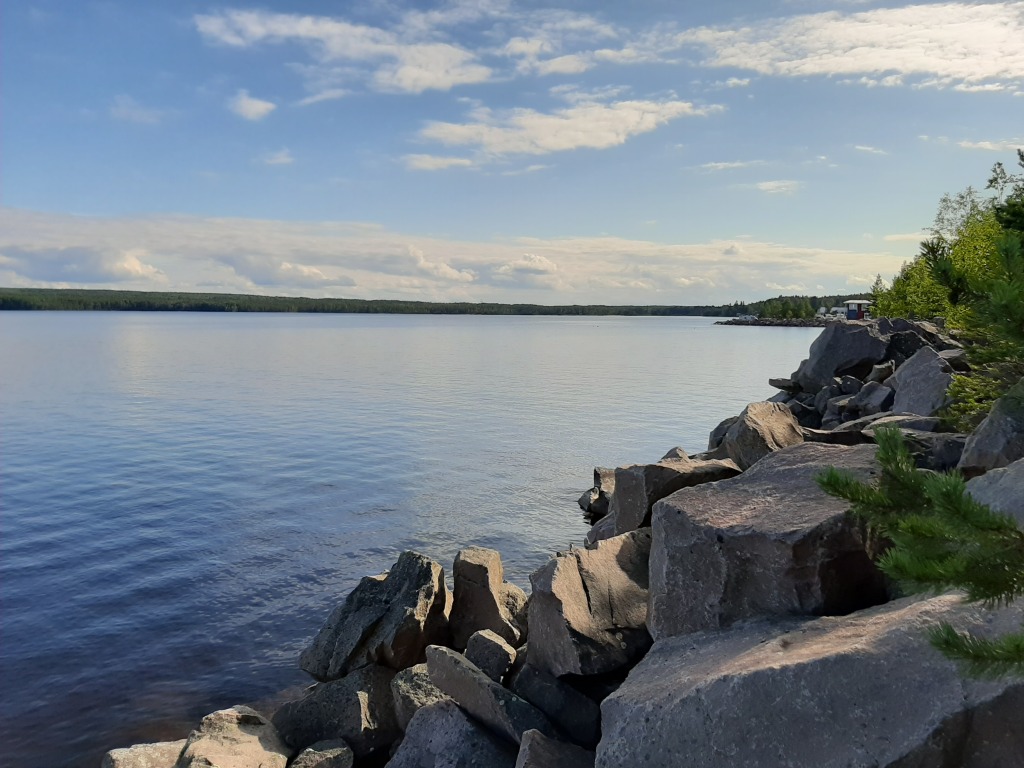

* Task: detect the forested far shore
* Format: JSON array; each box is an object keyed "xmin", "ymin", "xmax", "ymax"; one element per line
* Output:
[{"xmin": 0, "ymin": 287, "xmax": 868, "ymax": 317}]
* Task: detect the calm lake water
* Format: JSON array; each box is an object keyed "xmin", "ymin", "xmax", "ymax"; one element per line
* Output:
[{"xmin": 0, "ymin": 312, "xmax": 820, "ymax": 767}]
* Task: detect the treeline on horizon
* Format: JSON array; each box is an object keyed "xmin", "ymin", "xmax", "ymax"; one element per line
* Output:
[{"xmin": 0, "ymin": 287, "xmax": 867, "ymax": 317}]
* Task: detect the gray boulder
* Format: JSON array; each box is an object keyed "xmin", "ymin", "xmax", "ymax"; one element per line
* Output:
[
  {"xmin": 599, "ymin": 595, "xmax": 1024, "ymax": 768},
  {"xmin": 102, "ymin": 741, "xmax": 186, "ymax": 768},
  {"xmin": 814, "ymin": 380, "xmax": 843, "ymax": 415},
  {"xmin": 786, "ymin": 399, "xmax": 822, "ymax": 429},
  {"xmin": 465, "ymin": 629, "xmax": 517, "ymax": 683},
  {"xmin": 876, "ymin": 317, "xmax": 960, "ymax": 351},
  {"xmin": 528, "ymin": 530, "xmax": 652, "ymax": 677},
  {"xmin": 939, "ymin": 347, "xmax": 971, "ymax": 371},
  {"xmin": 793, "ymin": 323, "xmax": 889, "ymax": 392},
  {"xmin": 886, "ymin": 329, "xmax": 930, "ymax": 367},
  {"xmin": 272, "ymin": 665, "xmax": 399, "ymax": 759},
  {"xmin": 290, "ymin": 740, "xmax": 354, "ymax": 768},
  {"xmin": 708, "ymin": 415, "xmax": 739, "ymax": 451},
  {"xmin": 450, "ymin": 547, "xmax": 528, "ymax": 650},
  {"xmin": 387, "ymin": 700, "xmax": 516, "ymax": 768},
  {"xmin": 577, "ymin": 467, "xmax": 615, "ymax": 522},
  {"xmin": 958, "ymin": 379, "xmax": 1024, "ymax": 476},
  {"xmin": 175, "ymin": 707, "xmax": 290, "ymax": 768},
  {"xmin": 821, "ymin": 394, "xmax": 852, "ymax": 430},
  {"xmin": 846, "ymin": 381, "xmax": 894, "ymax": 418},
  {"xmin": 800, "ymin": 428, "xmax": 872, "ymax": 446},
  {"xmin": 583, "ymin": 514, "xmax": 617, "ymax": 547},
  {"xmin": 865, "ymin": 360, "xmax": 895, "ymax": 384},
  {"xmin": 648, "ymin": 442, "xmax": 888, "ymax": 640},
  {"xmin": 720, "ymin": 401, "xmax": 804, "ymax": 470},
  {"xmin": 509, "ymin": 665, "xmax": 601, "ymax": 748},
  {"xmin": 606, "ymin": 456, "xmax": 741, "ymax": 535},
  {"xmin": 515, "ymin": 730, "xmax": 595, "ymax": 768},
  {"xmin": 897, "ymin": 429, "xmax": 968, "ymax": 471},
  {"xmin": 889, "ymin": 346, "xmax": 954, "ymax": 417},
  {"xmin": 425, "ymin": 646, "xmax": 557, "ymax": 746},
  {"xmin": 966, "ymin": 458, "xmax": 1024, "ymax": 527},
  {"xmin": 300, "ymin": 551, "xmax": 450, "ymax": 681},
  {"xmin": 390, "ymin": 663, "xmax": 451, "ymax": 732}
]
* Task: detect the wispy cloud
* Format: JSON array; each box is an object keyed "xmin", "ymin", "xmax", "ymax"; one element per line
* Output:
[
  {"xmin": 854, "ymin": 145, "xmax": 887, "ymax": 155},
  {"xmin": 700, "ymin": 160, "xmax": 764, "ymax": 171},
  {"xmin": 296, "ymin": 88, "xmax": 348, "ymax": 106},
  {"xmin": 756, "ymin": 180, "xmax": 801, "ymax": 194},
  {"xmin": 260, "ymin": 148, "xmax": 294, "ymax": 165},
  {"xmin": 228, "ymin": 89, "xmax": 277, "ymax": 121},
  {"xmin": 958, "ymin": 139, "xmax": 1024, "ymax": 152},
  {"xmin": 404, "ymin": 154, "xmax": 475, "ymax": 171},
  {"xmin": 110, "ymin": 95, "xmax": 166, "ymax": 125}
]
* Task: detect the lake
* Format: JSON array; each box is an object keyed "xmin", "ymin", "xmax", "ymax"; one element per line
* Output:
[{"xmin": 0, "ymin": 312, "xmax": 820, "ymax": 767}]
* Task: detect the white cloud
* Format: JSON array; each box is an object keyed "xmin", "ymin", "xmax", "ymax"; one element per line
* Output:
[
  {"xmin": 410, "ymin": 245, "xmax": 476, "ymax": 282},
  {"xmin": 883, "ymin": 231, "xmax": 929, "ymax": 242},
  {"xmin": 756, "ymin": 180, "xmax": 801, "ymax": 194},
  {"xmin": 501, "ymin": 164, "xmax": 550, "ymax": 176},
  {"xmin": 228, "ymin": 89, "xmax": 277, "ymax": 121},
  {"xmin": 261, "ymin": 149, "xmax": 294, "ymax": 165},
  {"xmin": 700, "ymin": 160, "xmax": 764, "ymax": 171},
  {"xmin": 854, "ymin": 145, "xmax": 887, "ymax": 155},
  {"xmin": 421, "ymin": 98, "xmax": 721, "ymax": 158},
  {"xmin": 958, "ymin": 139, "xmax": 1024, "ymax": 152},
  {"xmin": 296, "ymin": 88, "xmax": 349, "ymax": 106},
  {"xmin": 674, "ymin": 3, "xmax": 1024, "ymax": 91},
  {"xmin": 110, "ymin": 95, "xmax": 166, "ymax": 125},
  {"xmin": 0, "ymin": 245, "xmax": 164, "ymax": 283},
  {"xmin": 404, "ymin": 154, "xmax": 475, "ymax": 171}
]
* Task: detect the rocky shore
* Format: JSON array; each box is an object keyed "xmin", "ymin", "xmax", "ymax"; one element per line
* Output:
[
  {"xmin": 715, "ymin": 316, "xmax": 837, "ymax": 327},
  {"xmin": 103, "ymin": 318, "xmax": 1024, "ymax": 768}
]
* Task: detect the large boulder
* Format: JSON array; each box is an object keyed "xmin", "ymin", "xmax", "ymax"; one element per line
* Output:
[
  {"xmin": 515, "ymin": 730, "xmax": 595, "ymax": 768},
  {"xmin": 509, "ymin": 664, "xmax": 601, "ymax": 748},
  {"xmin": 889, "ymin": 346, "xmax": 954, "ymax": 416},
  {"xmin": 876, "ymin": 317, "xmax": 960, "ymax": 351},
  {"xmin": 390, "ymin": 663, "xmax": 451, "ymax": 731},
  {"xmin": 290, "ymin": 740, "xmax": 354, "ymax": 768},
  {"xmin": 271, "ymin": 664, "xmax": 399, "ymax": 759},
  {"xmin": 958, "ymin": 378, "xmax": 1024, "ymax": 476},
  {"xmin": 102, "ymin": 741, "xmax": 186, "ymax": 768},
  {"xmin": 387, "ymin": 700, "xmax": 516, "ymax": 768},
  {"xmin": 648, "ymin": 442, "xmax": 889, "ymax": 640},
  {"xmin": 719, "ymin": 402, "xmax": 804, "ymax": 471},
  {"xmin": 845, "ymin": 380, "xmax": 894, "ymax": 418},
  {"xmin": 605, "ymin": 456, "xmax": 741, "ymax": 536},
  {"xmin": 300, "ymin": 551, "xmax": 450, "ymax": 681},
  {"xmin": 599, "ymin": 595, "xmax": 1024, "ymax": 768},
  {"xmin": 793, "ymin": 323, "xmax": 889, "ymax": 392},
  {"xmin": 425, "ymin": 646, "xmax": 557, "ymax": 746},
  {"xmin": 450, "ymin": 547, "xmax": 528, "ymax": 650},
  {"xmin": 965, "ymin": 458, "xmax": 1024, "ymax": 526},
  {"xmin": 528, "ymin": 530, "xmax": 652, "ymax": 678},
  {"xmin": 465, "ymin": 629, "xmax": 517, "ymax": 683},
  {"xmin": 175, "ymin": 707, "xmax": 290, "ymax": 768}
]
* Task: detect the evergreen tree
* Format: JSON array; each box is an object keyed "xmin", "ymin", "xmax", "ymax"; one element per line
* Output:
[{"xmin": 818, "ymin": 427, "xmax": 1024, "ymax": 678}]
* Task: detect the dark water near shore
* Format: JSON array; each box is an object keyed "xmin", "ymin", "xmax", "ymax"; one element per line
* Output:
[{"xmin": 0, "ymin": 313, "xmax": 820, "ymax": 767}]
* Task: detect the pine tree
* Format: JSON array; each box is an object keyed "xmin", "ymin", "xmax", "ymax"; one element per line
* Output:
[{"xmin": 817, "ymin": 426, "xmax": 1024, "ymax": 678}]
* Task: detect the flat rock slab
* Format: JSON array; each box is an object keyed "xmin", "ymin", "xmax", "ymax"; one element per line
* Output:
[
  {"xmin": 387, "ymin": 700, "xmax": 517, "ymax": 768},
  {"xmin": 649, "ymin": 442, "xmax": 889, "ymax": 640},
  {"xmin": 272, "ymin": 664, "xmax": 399, "ymax": 759},
  {"xmin": 102, "ymin": 740, "xmax": 186, "ymax": 768},
  {"xmin": 391, "ymin": 663, "xmax": 451, "ymax": 731},
  {"xmin": 528, "ymin": 530, "xmax": 652, "ymax": 678},
  {"xmin": 966, "ymin": 458, "xmax": 1024, "ymax": 527},
  {"xmin": 176, "ymin": 706, "xmax": 290, "ymax": 768},
  {"xmin": 426, "ymin": 645, "xmax": 556, "ymax": 746},
  {"xmin": 721, "ymin": 402, "xmax": 804, "ymax": 471},
  {"xmin": 608, "ymin": 457, "xmax": 741, "ymax": 535},
  {"xmin": 599, "ymin": 595, "xmax": 1024, "ymax": 768},
  {"xmin": 301, "ymin": 551, "xmax": 450, "ymax": 681},
  {"xmin": 515, "ymin": 730, "xmax": 595, "ymax": 768},
  {"xmin": 450, "ymin": 547, "xmax": 528, "ymax": 650}
]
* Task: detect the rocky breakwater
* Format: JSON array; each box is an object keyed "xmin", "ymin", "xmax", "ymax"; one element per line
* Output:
[{"xmin": 104, "ymin": 318, "xmax": 1024, "ymax": 768}]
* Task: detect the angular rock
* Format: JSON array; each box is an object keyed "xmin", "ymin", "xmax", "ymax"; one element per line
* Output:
[
  {"xmin": 450, "ymin": 547, "xmax": 528, "ymax": 650},
  {"xmin": 509, "ymin": 664, "xmax": 601, "ymax": 748},
  {"xmin": 939, "ymin": 347, "xmax": 970, "ymax": 372},
  {"xmin": 425, "ymin": 646, "xmax": 557, "ymax": 745},
  {"xmin": 176, "ymin": 706, "xmax": 289, "ymax": 768},
  {"xmin": 599, "ymin": 595, "xmax": 1024, "ymax": 768},
  {"xmin": 886, "ymin": 329, "xmax": 930, "ymax": 367},
  {"xmin": 102, "ymin": 740, "xmax": 186, "ymax": 768},
  {"xmin": 290, "ymin": 740, "xmax": 354, "ymax": 768},
  {"xmin": 898, "ymin": 429, "xmax": 968, "ymax": 471},
  {"xmin": 865, "ymin": 360, "xmax": 895, "ymax": 385},
  {"xmin": 301, "ymin": 551, "xmax": 450, "ymax": 681},
  {"xmin": 387, "ymin": 700, "xmax": 516, "ymax": 768},
  {"xmin": 838, "ymin": 412, "xmax": 949, "ymax": 433},
  {"xmin": 528, "ymin": 530, "xmax": 652, "ymax": 678},
  {"xmin": 839, "ymin": 375, "xmax": 863, "ymax": 395},
  {"xmin": 391, "ymin": 663, "xmax": 451, "ymax": 732},
  {"xmin": 846, "ymin": 380, "xmax": 894, "ymax": 418},
  {"xmin": 272, "ymin": 664, "xmax": 399, "ymax": 759},
  {"xmin": 465, "ymin": 629, "xmax": 517, "ymax": 683},
  {"xmin": 876, "ymin": 317, "xmax": 960, "ymax": 351},
  {"xmin": 958, "ymin": 378, "xmax": 1024, "ymax": 476},
  {"xmin": 515, "ymin": 730, "xmax": 595, "ymax": 768},
  {"xmin": 889, "ymin": 346, "xmax": 954, "ymax": 417},
  {"xmin": 708, "ymin": 415, "xmax": 739, "ymax": 451},
  {"xmin": 786, "ymin": 399, "xmax": 822, "ymax": 429},
  {"xmin": 720, "ymin": 401, "xmax": 804, "ymax": 471},
  {"xmin": 821, "ymin": 394, "xmax": 852, "ymax": 430},
  {"xmin": 768, "ymin": 376, "xmax": 800, "ymax": 392},
  {"xmin": 577, "ymin": 467, "xmax": 615, "ymax": 522},
  {"xmin": 607, "ymin": 456, "xmax": 741, "ymax": 535},
  {"xmin": 648, "ymin": 442, "xmax": 889, "ymax": 640},
  {"xmin": 966, "ymin": 458, "xmax": 1024, "ymax": 527},
  {"xmin": 800, "ymin": 427, "xmax": 872, "ymax": 446},
  {"xmin": 793, "ymin": 323, "xmax": 889, "ymax": 392},
  {"xmin": 813, "ymin": 380, "xmax": 843, "ymax": 415},
  {"xmin": 583, "ymin": 514, "xmax": 617, "ymax": 547}
]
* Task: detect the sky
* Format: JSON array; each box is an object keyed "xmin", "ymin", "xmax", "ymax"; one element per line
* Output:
[{"xmin": 2, "ymin": 0, "xmax": 1023, "ymax": 305}]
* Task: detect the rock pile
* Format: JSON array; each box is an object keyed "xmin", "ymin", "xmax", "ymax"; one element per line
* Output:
[{"xmin": 103, "ymin": 319, "xmax": 1024, "ymax": 768}]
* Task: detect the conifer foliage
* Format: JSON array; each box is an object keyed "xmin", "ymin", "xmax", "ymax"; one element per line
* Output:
[{"xmin": 817, "ymin": 427, "xmax": 1024, "ymax": 677}]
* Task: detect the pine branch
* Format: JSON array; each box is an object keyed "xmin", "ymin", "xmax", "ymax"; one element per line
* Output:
[{"xmin": 928, "ymin": 622, "xmax": 1024, "ymax": 678}]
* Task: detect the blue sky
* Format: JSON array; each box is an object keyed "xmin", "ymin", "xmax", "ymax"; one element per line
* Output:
[{"xmin": 2, "ymin": 0, "xmax": 1022, "ymax": 304}]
